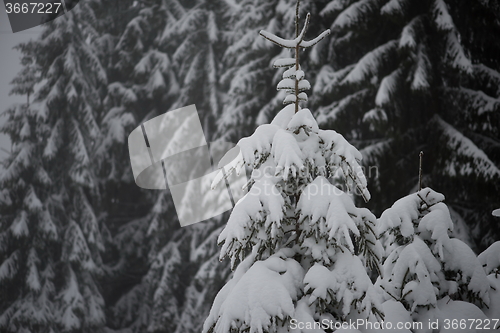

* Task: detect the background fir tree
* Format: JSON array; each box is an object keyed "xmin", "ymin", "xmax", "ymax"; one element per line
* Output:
[
  {"xmin": 0, "ymin": 1, "xmax": 110, "ymax": 331},
  {"xmin": 100, "ymin": 1, "xmax": 184, "ymax": 331},
  {"xmin": 103, "ymin": 1, "xmax": 237, "ymax": 332},
  {"xmin": 311, "ymin": 0, "xmax": 500, "ymax": 251}
]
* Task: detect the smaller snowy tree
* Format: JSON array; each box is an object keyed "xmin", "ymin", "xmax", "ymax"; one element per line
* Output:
[
  {"xmin": 478, "ymin": 239, "xmax": 500, "ymax": 322},
  {"xmin": 377, "ymin": 187, "xmax": 492, "ymax": 329},
  {"xmin": 203, "ymin": 2, "xmax": 385, "ymax": 333}
]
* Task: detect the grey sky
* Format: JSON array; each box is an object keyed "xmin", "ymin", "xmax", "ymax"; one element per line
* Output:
[{"xmin": 0, "ymin": 6, "xmax": 41, "ymax": 161}]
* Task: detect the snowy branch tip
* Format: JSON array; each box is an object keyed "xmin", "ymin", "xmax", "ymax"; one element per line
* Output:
[{"xmin": 259, "ymin": 13, "xmax": 330, "ymax": 49}]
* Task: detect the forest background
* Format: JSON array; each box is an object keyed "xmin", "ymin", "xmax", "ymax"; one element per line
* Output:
[{"xmin": 0, "ymin": 0, "xmax": 499, "ymax": 332}]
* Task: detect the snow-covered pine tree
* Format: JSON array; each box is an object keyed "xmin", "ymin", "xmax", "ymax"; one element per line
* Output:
[
  {"xmin": 478, "ymin": 240, "xmax": 500, "ymax": 321},
  {"xmin": 312, "ymin": 0, "xmax": 500, "ymax": 250},
  {"xmin": 204, "ymin": 3, "xmax": 386, "ymax": 332},
  {"xmin": 472, "ymin": 188, "xmax": 500, "ymax": 325},
  {"xmin": 377, "ymin": 187, "xmax": 492, "ymax": 328},
  {"xmin": 0, "ymin": 2, "xmax": 109, "ymax": 331}
]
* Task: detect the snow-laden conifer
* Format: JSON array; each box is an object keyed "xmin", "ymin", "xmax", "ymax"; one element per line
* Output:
[
  {"xmin": 377, "ymin": 187, "xmax": 492, "ymax": 327},
  {"xmin": 478, "ymin": 240, "xmax": 500, "ymax": 320},
  {"xmin": 204, "ymin": 3, "xmax": 385, "ymax": 332}
]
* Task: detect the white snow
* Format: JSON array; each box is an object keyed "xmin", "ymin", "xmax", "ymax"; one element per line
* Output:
[
  {"xmin": 101, "ymin": 107, "xmax": 135, "ymax": 148},
  {"xmin": 277, "ymin": 78, "xmax": 295, "ymax": 90},
  {"xmin": 485, "ymin": 275, "xmax": 500, "ymax": 319},
  {"xmin": 26, "ymin": 248, "xmax": 41, "ymax": 292},
  {"xmin": 318, "ymin": 129, "xmax": 370, "ymax": 201},
  {"xmin": 70, "ymin": 119, "xmax": 90, "ymax": 167},
  {"xmin": 378, "ymin": 189, "xmax": 420, "ymax": 237},
  {"xmin": 298, "ymin": 79, "xmax": 311, "ymax": 91},
  {"xmin": 478, "ymin": 241, "xmax": 500, "ymax": 274},
  {"xmin": 0, "ymin": 250, "xmax": 20, "ymax": 281},
  {"xmin": 23, "ymin": 186, "xmax": 43, "ymax": 211},
  {"xmin": 298, "ymin": 177, "xmax": 360, "ymax": 255},
  {"xmin": 333, "ymin": 0, "xmax": 377, "ymax": 30},
  {"xmin": 417, "ymin": 202, "xmax": 453, "ymax": 260},
  {"xmin": 218, "ymin": 176, "xmax": 285, "ymax": 264},
  {"xmin": 313, "ymin": 64, "xmax": 354, "ymax": 95},
  {"xmin": 260, "ymin": 21, "xmax": 307, "ymax": 49},
  {"xmin": 44, "ymin": 119, "xmax": 62, "ymax": 159},
  {"xmin": 238, "ymin": 124, "xmax": 280, "ymax": 167},
  {"xmin": 411, "ymin": 47, "xmax": 431, "ymax": 90},
  {"xmin": 448, "ymin": 207, "xmax": 474, "ymax": 247},
  {"xmin": 433, "ymin": 0, "xmax": 454, "ymax": 31},
  {"xmin": 274, "ymin": 58, "xmax": 296, "ymax": 68},
  {"xmin": 10, "ymin": 211, "xmax": 29, "ymax": 238},
  {"xmin": 365, "ymin": 300, "xmax": 412, "ymax": 333},
  {"xmin": 380, "ymin": 237, "xmax": 442, "ymax": 311},
  {"xmin": 207, "ymin": 11, "xmax": 218, "ymax": 42},
  {"xmin": 298, "ymin": 92, "xmax": 308, "ymax": 101},
  {"xmin": 381, "ymin": 0, "xmax": 406, "ymax": 16},
  {"xmin": 362, "ymin": 109, "xmax": 388, "ymax": 123},
  {"xmin": 204, "ymin": 253, "xmax": 304, "ymax": 333},
  {"xmin": 320, "ymin": 0, "xmax": 352, "ymax": 16},
  {"xmin": 40, "ymin": 210, "xmax": 58, "ymax": 240},
  {"xmin": 271, "ymin": 104, "xmax": 296, "ymax": 129},
  {"xmin": 60, "ymin": 268, "xmax": 85, "ymax": 330},
  {"xmin": 299, "ymin": 30, "xmax": 331, "ymax": 48},
  {"xmin": 287, "ymin": 109, "xmax": 319, "ymax": 134},
  {"xmin": 19, "ymin": 121, "xmax": 30, "ymax": 139},
  {"xmin": 445, "ymin": 30, "xmax": 472, "ymax": 72},
  {"xmin": 107, "ymin": 82, "xmax": 137, "ymax": 104},
  {"xmin": 35, "ymin": 167, "xmax": 52, "ymax": 186},
  {"xmin": 304, "ymin": 252, "xmax": 382, "ymax": 319},
  {"xmin": 292, "ymin": 299, "xmax": 326, "ymax": 333},
  {"xmin": 64, "ymin": 221, "xmax": 95, "ymax": 272},
  {"xmin": 317, "ymin": 89, "xmax": 369, "ymax": 125},
  {"xmin": 473, "ymin": 64, "xmax": 500, "ymax": 96},
  {"xmin": 2, "ymin": 143, "xmax": 34, "ymax": 183},
  {"xmin": 375, "ymin": 68, "xmax": 401, "ymax": 106},
  {"xmin": 416, "ymin": 296, "xmax": 488, "ymax": 333},
  {"xmin": 399, "ymin": 16, "xmax": 420, "ymax": 49},
  {"xmin": 434, "ymin": 115, "xmax": 500, "ymax": 179},
  {"xmin": 295, "ymin": 70, "xmax": 304, "ymax": 80},
  {"xmin": 272, "ymin": 129, "xmax": 305, "ymax": 180},
  {"xmin": 343, "ymin": 40, "xmax": 398, "ymax": 84},
  {"xmin": 449, "ymin": 87, "xmax": 499, "ymax": 115}
]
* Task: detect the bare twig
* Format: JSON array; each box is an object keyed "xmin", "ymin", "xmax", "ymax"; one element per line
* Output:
[
  {"xmin": 419, "ymin": 151, "xmax": 424, "ymax": 191},
  {"xmin": 295, "ymin": 0, "xmax": 300, "ymax": 38}
]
